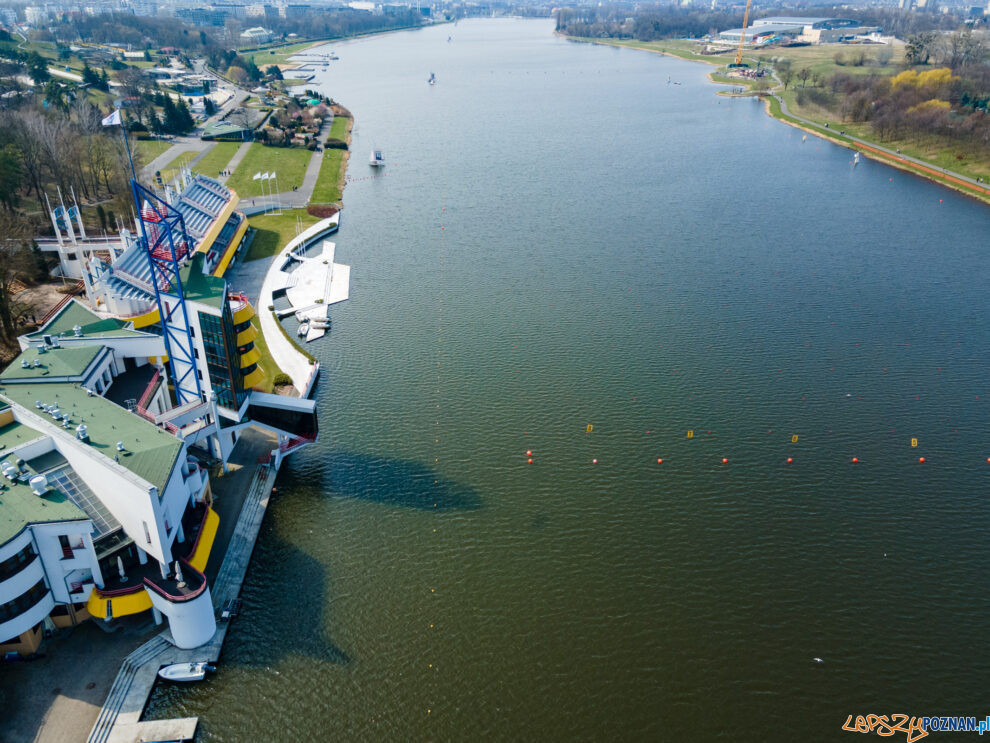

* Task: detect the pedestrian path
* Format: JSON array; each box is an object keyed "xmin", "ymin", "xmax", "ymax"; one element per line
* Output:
[
  {"xmin": 87, "ymin": 431, "xmax": 281, "ymax": 743},
  {"xmin": 218, "ymin": 141, "xmax": 253, "ymax": 184}
]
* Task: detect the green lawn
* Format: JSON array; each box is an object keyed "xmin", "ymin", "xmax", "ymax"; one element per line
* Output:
[
  {"xmin": 227, "ymin": 144, "xmax": 313, "ymax": 198},
  {"xmin": 191, "ymin": 141, "xmax": 242, "ymax": 179},
  {"xmin": 311, "ymin": 149, "xmax": 346, "ymax": 203},
  {"xmin": 328, "ymin": 114, "xmax": 349, "ymax": 140},
  {"xmin": 134, "ymin": 138, "xmax": 172, "ymax": 164},
  {"xmin": 242, "ymin": 40, "xmax": 324, "ymax": 69},
  {"xmin": 244, "ymin": 209, "xmax": 320, "ymax": 262},
  {"xmin": 249, "ymin": 313, "xmax": 284, "ymax": 392},
  {"xmin": 156, "ymin": 150, "xmax": 199, "ymax": 185}
]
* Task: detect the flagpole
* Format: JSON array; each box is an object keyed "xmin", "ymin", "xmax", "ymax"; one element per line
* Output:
[{"xmin": 121, "ymin": 125, "xmax": 136, "ymax": 182}]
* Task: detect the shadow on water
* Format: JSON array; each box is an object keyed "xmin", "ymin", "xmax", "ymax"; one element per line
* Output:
[
  {"xmin": 226, "ymin": 526, "xmax": 351, "ymax": 670},
  {"xmin": 307, "ymin": 449, "xmax": 483, "ymax": 511}
]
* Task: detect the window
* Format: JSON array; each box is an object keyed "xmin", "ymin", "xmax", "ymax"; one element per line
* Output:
[
  {"xmin": 0, "ymin": 579, "xmax": 48, "ymax": 623},
  {"xmin": 0, "ymin": 544, "xmax": 37, "ymax": 581}
]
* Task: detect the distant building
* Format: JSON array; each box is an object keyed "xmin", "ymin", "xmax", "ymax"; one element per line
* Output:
[
  {"xmin": 280, "ymin": 3, "xmax": 311, "ymax": 18},
  {"xmin": 24, "ymin": 6, "xmax": 48, "ymax": 26},
  {"xmin": 719, "ymin": 17, "xmax": 880, "ymax": 45},
  {"xmin": 240, "ymin": 26, "xmax": 273, "ymax": 44},
  {"xmin": 245, "ymin": 3, "xmax": 278, "ymax": 20},
  {"xmin": 175, "ymin": 7, "xmax": 229, "ymax": 26}
]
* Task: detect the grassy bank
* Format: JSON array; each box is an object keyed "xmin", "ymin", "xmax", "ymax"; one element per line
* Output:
[
  {"xmin": 193, "ymin": 142, "xmax": 243, "ymax": 179},
  {"xmin": 227, "ymin": 144, "xmax": 312, "ymax": 197},
  {"xmin": 245, "ymin": 209, "xmax": 320, "ymax": 262},
  {"xmin": 312, "ymin": 110, "xmax": 351, "ymax": 204},
  {"xmin": 565, "ymin": 34, "xmax": 989, "ymax": 204},
  {"xmin": 134, "ymin": 138, "xmax": 173, "ymax": 163},
  {"xmin": 157, "ymin": 150, "xmax": 199, "ymax": 184}
]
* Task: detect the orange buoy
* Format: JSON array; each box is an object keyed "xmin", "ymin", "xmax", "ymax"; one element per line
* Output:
[
  {"xmin": 919, "ymin": 457, "xmax": 925, "ymax": 463},
  {"xmin": 526, "ymin": 450, "xmax": 532, "ymax": 456},
  {"xmin": 657, "ymin": 458, "xmax": 663, "ymax": 464},
  {"xmin": 527, "ymin": 458, "xmax": 533, "ymax": 464},
  {"xmin": 787, "ymin": 458, "xmax": 793, "ymax": 464},
  {"xmin": 592, "ymin": 459, "xmax": 598, "ymax": 464},
  {"xmin": 721, "ymin": 458, "xmax": 728, "ymax": 464},
  {"xmin": 852, "ymin": 457, "xmax": 859, "ymax": 463}
]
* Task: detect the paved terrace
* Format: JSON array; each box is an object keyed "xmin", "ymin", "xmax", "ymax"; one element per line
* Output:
[
  {"xmin": 87, "ymin": 427, "xmax": 280, "ymax": 743},
  {"xmin": 256, "ymin": 216, "xmax": 339, "ymax": 393}
]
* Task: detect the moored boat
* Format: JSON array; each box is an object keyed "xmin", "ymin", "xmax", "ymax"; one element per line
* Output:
[
  {"xmin": 369, "ymin": 148, "xmax": 385, "ymax": 167},
  {"xmin": 158, "ymin": 661, "xmax": 216, "ymax": 682}
]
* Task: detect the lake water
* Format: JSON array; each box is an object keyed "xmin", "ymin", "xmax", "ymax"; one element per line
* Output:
[{"xmin": 149, "ymin": 19, "xmax": 990, "ymax": 741}]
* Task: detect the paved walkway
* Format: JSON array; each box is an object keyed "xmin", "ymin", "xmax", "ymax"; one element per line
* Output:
[
  {"xmin": 217, "ymin": 141, "xmax": 253, "ymax": 185},
  {"xmin": 141, "ymin": 139, "xmax": 210, "ymax": 181},
  {"xmin": 87, "ymin": 428, "xmax": 282, "ymax": 743},
  {"xmin": 747, "ymin": 67, "xmax": 990, "ymax": 197},
  {"xmin": 257, "ymin": 218, "xmax": 337, "ymax": 392},
  {"xmin": 251, "ymin": 113, "xmax": 340, "ymax": 210}
]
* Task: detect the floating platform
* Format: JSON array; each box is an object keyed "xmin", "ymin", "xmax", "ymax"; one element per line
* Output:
[{"xmin": 276, "ymin": 238, "xmax": 349, "ymax": 342}]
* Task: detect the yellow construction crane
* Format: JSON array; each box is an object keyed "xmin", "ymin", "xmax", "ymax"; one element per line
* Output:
[{"xmin": 734, "ymin": 0, "xmax": 753, "ymax": 66}]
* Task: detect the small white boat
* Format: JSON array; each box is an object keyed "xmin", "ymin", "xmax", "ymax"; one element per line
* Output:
[
  {"xmin": 369, "ymin": 148, "xmax": 385, "ymax": 167},
  {"xmin": 428, "ymin": 72, "xmax": 436, "ymax": 85},
  {"xmin": 298, "ymin": 322, "xmax": 310, "ymax": 337},
  {"xmin": 853, "ymin": 152, "xmax": 860, "ymax": 165},
  {"xmin": 158, "ymin": 661, "xmax": 215, "ymax": 682},
  {"xmin": 311, "ymin": 319, "xmax": 331, "ymax": 329}
]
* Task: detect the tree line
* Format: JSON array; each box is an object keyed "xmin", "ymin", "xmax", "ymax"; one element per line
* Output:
[{"xmin": 555, "ymin": 4, "xmax": 973, "ymax": 41}]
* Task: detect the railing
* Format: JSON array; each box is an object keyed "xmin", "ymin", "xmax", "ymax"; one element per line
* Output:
[
  {"xmin": 95, "ymin": 582, "xmax": 144, "ymax": 598},
  {"xmin": 112, "ymin": 268, "xmax": 158, "ymax": 295},
  {"xmin": 142, "ymin": 558, "xmax": 207, "ymax": 603},
  {"xmin": 38, "ymin": 293, "xmax": 73, "ymax": 326},
  {"xmin": 280, "ymin": 432, "xmax": 317, "ymax": 452},
  {"xmin": 136, "ymin": 369, "xmax": 162, "ymax": 410},
  {"xmin": 117, "ymin": 302, "xmax": 158, "ymax": 320},
  {"xmin": 184, "ymin": 507, "xmax": 210, "ymax": 562}
]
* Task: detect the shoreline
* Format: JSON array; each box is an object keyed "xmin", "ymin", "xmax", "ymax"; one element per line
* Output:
[
  {"xmin": 274, "ymin": 21, "xmax": 445, "ymax": 71},
  {"xmin": 560, "ymin": 33, "xmax": 990, "ymax": 206}
]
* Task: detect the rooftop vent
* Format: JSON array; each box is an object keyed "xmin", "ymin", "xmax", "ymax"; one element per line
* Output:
[
  {"xmin": 76, "ymin": 424, "xmax": 88, "ymax": 442},
  {"xmin": 0, "ymin": 461, "xmax": 16, "ymax": 480},
  {"xmin": 36, "ymin": 346, "xmax": 46, "ymax": 354},
  {"xmin": 34, "ymin": 400, "xmax": 43, "ymax": 409},
  {"xmin": 50, "ymin": 408, "xmax": 61, "ymax": 419},
  {"xmin": 73, "ymin": 324, "xmax": 83, "ymax": 337},
  {"xmin": 32, "ymin": 359, "xmax": 41, "ymax": 368},
  {"xmin": 28, "ymin": 474, "xmax": 48, "ymax": 496},
  {"xmin": 116, "ymin": 441, "xmax": 124, "ymax": 452},
  {"xmin": 20, "ymin": 359, "xmax": 28, "ymax": 368}
]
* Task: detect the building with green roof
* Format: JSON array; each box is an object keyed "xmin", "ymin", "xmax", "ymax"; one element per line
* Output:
[{"xmin": 24, "ymin": 300, "xmax": 146, "ymax": 343}]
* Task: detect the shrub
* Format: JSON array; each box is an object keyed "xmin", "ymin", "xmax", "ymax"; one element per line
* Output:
[
  {"xmin": 273, "ymin": 372, "xmax": 292, "ymax": 386},
  {"xmin": 306, "ymin": 204, "xmax": 339, "ymax": 218}
]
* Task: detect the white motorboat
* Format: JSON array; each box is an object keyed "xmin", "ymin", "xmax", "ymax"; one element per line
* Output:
[
  {"xmin": 428, "ymin": 72, "xmax": 436, "ymax": 85},
  {"xmin": 298, "ymin": 322, "xmax": 310, "ymax": 337},
  {"xmin": 158, "ymin": 661, "xmax": 215, "ymax": 682},
  {"xmin": 369, "ymin": 148, "xmax": 385, "ymax": 167}
]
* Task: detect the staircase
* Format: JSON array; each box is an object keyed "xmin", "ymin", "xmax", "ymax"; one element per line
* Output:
[{"xmin": 87, "ymin": 635, "xmax": 170, "ymax": 743}]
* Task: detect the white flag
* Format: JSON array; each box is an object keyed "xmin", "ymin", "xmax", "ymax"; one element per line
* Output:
[
  {"xmin": 252, "ymin": 172, "xmax": 261, "ymax": 180},
  {"xmin": 260, "ymin": 172, "xmax": 269, "ymax": 181},
  {"xmin": 101, "ymin": 109, "xmax": 121, "ymax": 127},
  {"xmin": 266, "ymin": 172, "xmax": 275, "ymax": 180}
]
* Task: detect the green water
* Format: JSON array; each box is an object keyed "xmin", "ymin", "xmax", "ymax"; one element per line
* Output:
[{"xmin": 148, "ymin": 19, "xmax": 990, "ymax": 741}]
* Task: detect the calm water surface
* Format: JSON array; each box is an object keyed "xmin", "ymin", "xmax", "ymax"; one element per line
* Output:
[{"xmin": 149, "ymin": 19, "xmax": 990, "ymax": 741}]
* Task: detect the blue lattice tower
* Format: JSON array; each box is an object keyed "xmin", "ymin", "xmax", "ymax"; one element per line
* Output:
[{"xmin": 131, "ymin": 179, "xmax": 204, "ymax": 406}]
